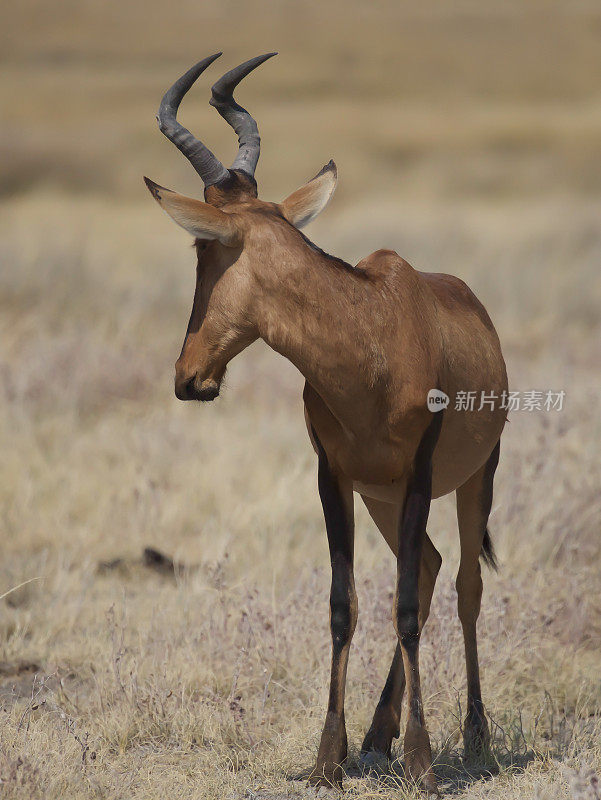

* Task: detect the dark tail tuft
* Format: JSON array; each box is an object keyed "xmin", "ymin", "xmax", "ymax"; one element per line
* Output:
[{"xmin": 480, "ymin": 529, "xmax": 498, "ymax": 571}]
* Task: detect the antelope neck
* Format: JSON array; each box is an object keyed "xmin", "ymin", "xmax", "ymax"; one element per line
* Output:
[{"xmin": 253, "ymin": 241, "xmax": 378, "ymax": 427}]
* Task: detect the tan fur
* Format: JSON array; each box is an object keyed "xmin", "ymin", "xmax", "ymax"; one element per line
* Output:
[{"xmin": 146, "ymin": 158, "xmax": 507, "ymax": 792}]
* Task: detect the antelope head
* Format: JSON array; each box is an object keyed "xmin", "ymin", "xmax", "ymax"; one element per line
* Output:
[{"xmin": 145, "ymin": 53, "xmax": 337, "ymax": 401}]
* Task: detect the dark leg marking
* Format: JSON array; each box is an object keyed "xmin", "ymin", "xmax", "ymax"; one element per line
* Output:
[
  {"xmin": 309, "ymin": 429, "xmax": 357, "ymax": 789},
  {"xmin": 394, "ymin": 413, "xmax": 442, "ymax": 794},
  {"xmin": 361, "ymin": 533, "xmax": 442, "ymax": 759}
]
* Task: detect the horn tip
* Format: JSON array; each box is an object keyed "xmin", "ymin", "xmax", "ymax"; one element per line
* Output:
[
  {"xmin": 198, "ymin": 52, "xmax": 222, "ymax": 64},
  {"xmin": 257, "ymin": 51, "xmax": 278, "ymax": 64}
]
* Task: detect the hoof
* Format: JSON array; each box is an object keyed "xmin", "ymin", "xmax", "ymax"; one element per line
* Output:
[
  {"xmin": 311, "ymin": 712, "xmax": 346, "ymax": 790},
  {"xmin": 404, "ymin": 720, "xmax": 439, "ymax": 795},
  {"xmin": 463, "ymin": 711, "xmax": 491, "ymax": 760},
  {"xmin": 405, "ymin": 752, "xmax": 439, "ymax": 795},
  {"xmin": 308, "ymin": 765, "xmax": 343, "ymax": 791},
  {"xmin": 360, "ymin": 717, "xmax": 399, "ymax": 760},
  {"xmin": 358, "ymin": 748, "xmax": 388, "ymax": 773},
  {"xmin": 420, "ymin": 769, "xmax": 440, "ymax": 796}
]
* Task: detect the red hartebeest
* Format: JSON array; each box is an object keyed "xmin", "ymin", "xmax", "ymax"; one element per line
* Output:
[{"xmin": 145, "ymin": 53, "xmax": 507, "ymax": 793}]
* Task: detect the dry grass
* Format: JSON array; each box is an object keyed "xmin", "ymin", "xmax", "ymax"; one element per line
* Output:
[{"xmin": 1, "ymin": 1, "xmax": 601, "ymax": 798}]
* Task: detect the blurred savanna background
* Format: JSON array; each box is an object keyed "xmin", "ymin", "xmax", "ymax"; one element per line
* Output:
[{"xmin": 1, "ymin": 1, "xmax": 600, "ymax": 798}]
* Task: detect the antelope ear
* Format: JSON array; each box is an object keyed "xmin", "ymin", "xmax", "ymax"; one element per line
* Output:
[
  {"xmin": 144, "ymin": 177, "xmax": 242, "ymax": 246},
  {"xmin": 280, "ymin": 160, "xmax": 337, "ymax": 229}
]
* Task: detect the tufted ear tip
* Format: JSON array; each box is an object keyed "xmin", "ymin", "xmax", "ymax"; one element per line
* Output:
[
  {"xmin": 144, "ymin": 179, "xmax": 243, "ymax": 246},
  {"xmin": 316, "ymin": 160, "xmax": 337, "ymax": 180},
  {"xmin": 143, "ymin": 176, "xmax": 163, "ymax": 201},
  {"xmin": 280, "ymin": 160, "xmax": 338, "ymax": 230}
]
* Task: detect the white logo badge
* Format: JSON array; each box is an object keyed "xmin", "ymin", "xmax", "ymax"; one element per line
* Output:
[{"xmin": 427, "ymin": 389, "xmax": 449, "ymax": 412}]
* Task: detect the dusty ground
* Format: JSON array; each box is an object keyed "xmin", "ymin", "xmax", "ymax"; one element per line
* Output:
[{"xmin": 1, "ymin": 2, "xmax": 600, "ymax": 798}]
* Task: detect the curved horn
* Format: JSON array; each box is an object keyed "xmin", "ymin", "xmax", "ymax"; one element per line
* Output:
[
  {"xmin": 157, "ymin": 53, "xmax": 230, "ymax": 187},
  {"xmin": 210, "ymin": 52, "xmax": 277, "ymax": 177}
]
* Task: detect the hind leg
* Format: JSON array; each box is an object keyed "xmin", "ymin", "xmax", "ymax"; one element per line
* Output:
[
  {"xmin": 360, "ymin": 499, "xmax": 442, "ymax": 760},
  {"xmin": 455, "ymin": 441, "xmax": 500, "ymax": 757}
]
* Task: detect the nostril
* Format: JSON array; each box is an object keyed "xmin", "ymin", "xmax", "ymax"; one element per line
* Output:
[{"xmin": 175, "ymin": 375, "xmax": 196, "ymax": 401}]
